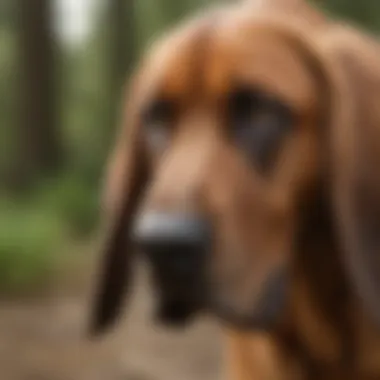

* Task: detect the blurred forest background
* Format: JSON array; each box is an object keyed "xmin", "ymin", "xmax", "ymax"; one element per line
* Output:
[{"xmin": 0, "ymin": 0, "xmax": 379, "ymax": 300}]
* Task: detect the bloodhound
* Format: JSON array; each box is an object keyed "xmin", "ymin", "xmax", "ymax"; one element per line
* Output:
[{"xmin": 89, "ymin": 1, "xmax": 380, "ymax": 379}]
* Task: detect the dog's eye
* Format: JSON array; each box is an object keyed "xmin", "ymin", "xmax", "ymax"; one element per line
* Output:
[
  {"xmin": 228, "ymin": 87, "xmax": 293, "ymax": 173},
  {"xmin": 143, "ymin": 99, "xmax": 174, "ymax": 154}
]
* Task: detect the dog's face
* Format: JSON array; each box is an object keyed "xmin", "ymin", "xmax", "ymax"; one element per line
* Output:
[
  {"xmin": 133, "ymin": 17, "xmax": 323, "ymax": 329},
  {"xmin": 89, "ymin": 8, "xmax": 380, "ymax": 335}
]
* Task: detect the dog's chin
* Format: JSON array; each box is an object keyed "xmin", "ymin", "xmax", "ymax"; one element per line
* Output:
[
  {"xmin": 154, "ymin": 296, "xmax": 201, "ymax": 328},
  {"xmin": 149, "ymin": 270, "xmax": 205, "ymax": 327}
]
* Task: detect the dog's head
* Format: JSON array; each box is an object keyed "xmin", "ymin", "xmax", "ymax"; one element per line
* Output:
[{"xmin": 89, "ymin": 7, "xmax": 380, "ymax": 335}]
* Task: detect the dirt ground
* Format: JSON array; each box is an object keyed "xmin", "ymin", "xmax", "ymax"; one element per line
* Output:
[{"xmin": 0, "ymin": 263, "xmax": 223, "ymax": 380}]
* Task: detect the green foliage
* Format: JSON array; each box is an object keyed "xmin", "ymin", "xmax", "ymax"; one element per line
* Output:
[
  {"xmin": 311, "ymin": 0, "xmax": 380, "ymax": 32},
  {"xmin": 34, "ymin": 175, "xmax": 100, "ymax": 239},
  {"xmin": 0, "ymin": 198, "xmax": 62, "ymax": 295},
  {"xmin": 0, "ymin": 173, "xmax": 100, "ymax": 295}
]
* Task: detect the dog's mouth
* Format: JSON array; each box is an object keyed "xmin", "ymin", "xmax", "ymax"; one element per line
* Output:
[
  {"xmin": 146, "ymin": 255, "xmax": 288, "ymax": 330},
  {"xmin": 148, "ymin": 266, "xmax": 205, "ymax": 327}
]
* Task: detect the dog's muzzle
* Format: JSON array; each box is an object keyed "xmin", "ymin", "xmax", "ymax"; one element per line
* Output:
[{"xmin": 133, "ymin": 211, "xmax": 210, "ymax": 325}]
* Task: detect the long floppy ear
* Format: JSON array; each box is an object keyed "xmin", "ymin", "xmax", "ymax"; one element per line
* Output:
[
  {"xmin": 89, "ymin": 77, "xmax": 150, "ymax": 336},
  {"xmin": 327, "ymin": 27, "xmax": 380, "ymax": 325}
]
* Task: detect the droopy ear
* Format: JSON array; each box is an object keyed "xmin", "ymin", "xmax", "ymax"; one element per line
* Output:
[
  {"xmin": 327, "ymin": 28, "xmax": 380, "ymax": 325},
  {"xmin": 89, "ymin": 77, "xmax": 150, "ymax": 336}
]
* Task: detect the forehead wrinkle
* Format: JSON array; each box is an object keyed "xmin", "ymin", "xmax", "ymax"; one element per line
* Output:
[
  {"xmin": 187, "ymin": 20, "xmax": 218, "ymax": 103},
  {"xmin": 164, "ymin": 22, "xmax": 217, "ymax": 104},
  {"xmin": 204, "ymin": 22, "xmax": 238, "ymax": 97},
  {"xmin": 139, "ymin": 15, "xmax": 217, "ymax": 102}
]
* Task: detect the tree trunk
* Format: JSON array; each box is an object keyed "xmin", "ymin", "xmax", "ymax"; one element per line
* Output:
[
  {"xmin": 12, "ymin": 0, "xmax": 61, "ymax": 190},
  {"xmin": 109, "ymin": 0, "xmax": 135, "ymax": 97},
  {"xmin": 104, "ymin": 0, "xmax": 136, "ymax": 150}
]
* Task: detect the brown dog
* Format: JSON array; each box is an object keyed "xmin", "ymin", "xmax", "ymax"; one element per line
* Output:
[{"xmin": 90, "ymin": 1, "xmax": 380, "ymax": 379}]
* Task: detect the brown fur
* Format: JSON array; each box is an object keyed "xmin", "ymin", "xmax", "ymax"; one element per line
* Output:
[
  {"xmin": 243, "ymin": 0, "xmax": 327, "ymax": 26},
  {"xmin": 90, "ymin": 1, "xmax": 380, "ymax": 379}
]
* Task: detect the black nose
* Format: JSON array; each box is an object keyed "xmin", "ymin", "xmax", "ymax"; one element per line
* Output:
[{"xmin": 133, "ymin": 212, "xmax": 210, "ymax": 274}]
